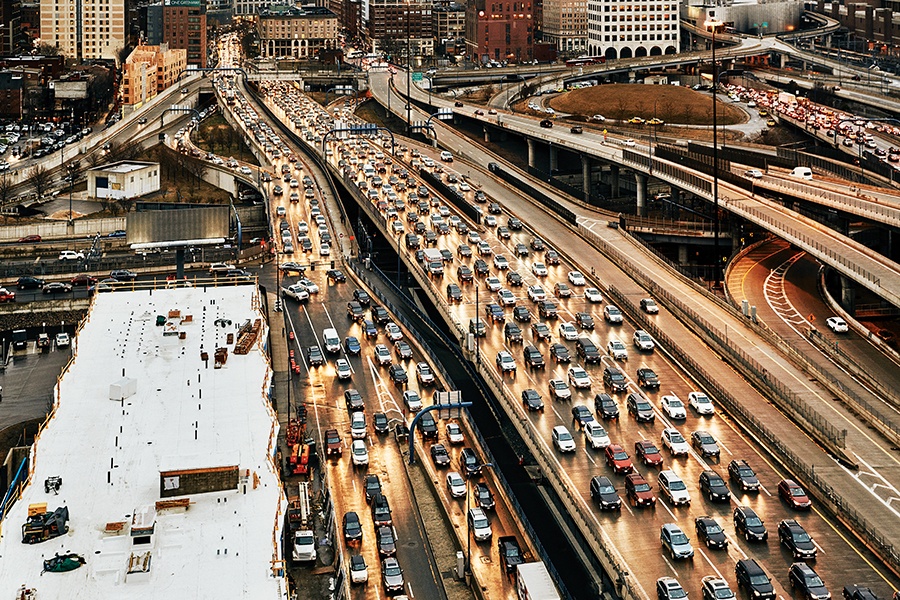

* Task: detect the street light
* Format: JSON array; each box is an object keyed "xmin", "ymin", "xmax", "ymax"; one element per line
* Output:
[
  {"xmin": 466, "ymin": 462, "xmax": 493, "ymax": 577},
  {"xmin": 406, "ymin": 0, "xmax": 413, "ymax": 137},
  {"xmin": 705, "ymin": 15, "xmax": 723, "ymax": 286},
  {"xmin": 66, "ymin": 161, "xmax": 81, "ymax": 228}
]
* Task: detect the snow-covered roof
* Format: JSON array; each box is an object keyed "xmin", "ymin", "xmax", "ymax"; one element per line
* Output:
[{"xmin": 0, "ymin": 285, "xmax": 287, "ymax": 600}]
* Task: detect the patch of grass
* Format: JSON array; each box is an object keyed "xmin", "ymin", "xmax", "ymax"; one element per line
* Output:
[{"xmin": 190, "ymin": 114, "xmax": 259, "ymax": 166}]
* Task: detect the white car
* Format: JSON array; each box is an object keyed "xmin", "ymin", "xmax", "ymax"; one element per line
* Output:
[
  {"xmin": 688, "ymin": 391, "xmax": 715, "ymax": 415},
  {"xmin": 335, "ymin": 359, "xmax": 353, "ymax": 380},
  {"xmin": 552, "ymin": 425, "xmax": 577, "ymax": 452},
  {"xmin": 604, "ymin": 305, "xmax": 624, "ymax": 324},
  {"xmin": 349, "ymin": 554, "xmax": 368, "ymax": 584},
  {"xmin": 292, "ymin": 530, "xmax": 317, "ymax": 562},
  {"xmin": 350, "ymin": 439, "xmax": 369, "ymax": 467},
  {"xmin": 607, "ymin": 339, "xmax": 628, "ymax": 360},
  {"xmin": 440, "ymin": 150, "xmax": 453, "ymax": 162},
  {"xmin": 633, "ymin": 330, "xmax": 655, "ymax": 351},
  {"xmin": 548, "ymin": 378, "xmax": 571, "ymax": 400},
  {"xmin": 446, "ymin": 422, "xmax": 464, "ymax": 444},
  {"xmin": 532, "ymin": 263, "xmax": 548, "ymax": 277},
  {"xmin": 58, "ymin": 250, "xmax": 84, "ymax": 261},
  {"xmin": 567, "ymin": 366, "xmax": 591, "ymax": 389},
  {"xmin": 559, "ymin": 322, "xmax": 578, "ymax": 340},
  {"xmin": 493, "ymin": 255, "xmax": 509, "ymax": 270},
  {"xmin": 583, "ymin": 421, "xmax": 611, "ymax": 449},
  {"xmin": 55, "ymin": 332, "xmax": 71, "ymax": 348},
  {"xmin": 584, "ymin": 287, "xmax": 603, "ymax": 303},
  {"xmin": 658, "ymin": 470, "xmax": 692, "ymax": 506},
  {"xmin": 484, "ymin": 215, "xmax": 497, "ymax": 227},
  {"xmin": 350, "ymin": 411, "xmax": 366, "ymax": 439},
  {"xmin": 447, "ymin": 471, "xmax": 466, "ymax": 497},
  {"xmin": 385, "ymin": 322, "xmax": 403, "ymax": 341},
  {"xmin": 660, "ymin": 395, "xmax": 687, "ymax": 419},
  {"xmin": 567, "ymin": 271, "xmax": 586, "ymax": 286},
  {"xmin": 661, "ymin": 428, "xmax": 690, "ymax": 456},
  {"xmin": 468, "ymin": 231, "xmax": 482, "ymax": 244},
  {"xmin": 498, "ymin": 289, "xmax": 516, "ymax": 306},
  {"xmin": 485, "ymin": 276, "xmax": 502, "ymax": 292},
  {"xmin": 374, "ymin": 344, "xmax": 392, "ymax": 366},
  {"xmin": 527, "ymin": 285, "xmax": 547, "ymax": 302},
  {"xmin": 403, "ymin": 390, "xmax": 423, "ymax": 412},
  {"xmin": 282, "ymin": 283, "xmax": 310, "ymax": 301},
  {"xmin": 299, "ymin": 278, "xmax": 319, "ymax": 294},
  {"xmin": 623, "ymin": 138, "xmax": 636, "ymax": 147},
  {"xmin": 826, "ymin": 316, "xmax": 848, "ymax": 333},
  {"xmin": 297, "ymin": 221, "xmax": 309, "ymax": 235},
  {"xmin": 477, "ymin": 241, "xmax": 493, "ymax": 256},
  {"xmin": 319, "ymin": 242, "xmax": 331, "ymax": 256},
  {"xmin": 744, "ymin": 169, "xmax": 764, "ymax": 179},
  {"xmin": 496, "ymin": 351, "xmax": 517, "ymax": 373},
  {"xmin": 468, "ymin": 507, "xmax": 493, "ymax": 540}
]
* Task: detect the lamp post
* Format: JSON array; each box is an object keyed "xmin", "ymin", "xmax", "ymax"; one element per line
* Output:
[
  {"xmin": 466, "ymin": 462, "xmax": 493, "ymax": 577},
  {"xmin": 705, "ymin": 16, "xmax": 723, "ymax": 286},
  {"xmin": 406, "ymin": 0, "xmax": 412, "ymax": 137}
]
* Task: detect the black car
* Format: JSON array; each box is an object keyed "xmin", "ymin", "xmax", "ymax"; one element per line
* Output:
[
  {"xmin": 388, "ymin": 365, "xmax": 408, "ymax": 385},
  {"xmin": 371, "ymin": 305, "xmax": 390, "ymax": 324},
  {"xmin": 589, "ymin": 476, "xmax": 621, "ymax": 510},
  {"xmin": 513, "ymin": 306, "xmax": 531, "ymax": 322},
  {"xmin": 457, "ymin": 244, "xmax": 472, "ymax": 258},
  {"xmin": 699, "ymin": 470, "xmax": 731, "ymax": 502},
  {"xmin": 734, "ymin": 505, "xmax": 768, "ymax": 541},
  {"xmin": 603, "ymin": 367, "xmax": 628, "ymax": 392},
  {"xmin": 458, "ymin": 265, "xmax": 474, "ymax": 282},
  {"xmin": 373, "ymin": 412, "xmax": 389, "ymax": 434},
  {"xmin": 343, "ymin": 336, "xmax": 361, "ymax": 355},
  {"xmin": 507, "ymin": 217, "xmax": 523, "ymax": 230},
  {"xmin": 485, "ymin": 303, "xmax": 505, "ymax": 323},
  {"xmin": 504, "ymin": 322, "xmax": 523, "ymax": 344},
  {"xmin": 695, "ymin": 516, "xmax": 729, "ymax": 549},
  {"xmin": 735, "ymin": 559, "xmax": 775, "ymax": 600},
  {"xmin": 788, "ymin": 562, "xmax": 830, "ymax": 600},
  {"xmin": 523, "ymin": 344, "xmax": 545, "ymax": 368},
  {"xmin": 575, "ymin": 337, "xmax": 601, "ymax": 364},
  {"xmin": 506, "ymin": 271, "xmax": 523, "ymax": 287},
  {"xmin": 574, "ymin": 312, "xmax": 595, "ymax": 330},
  {"xmin": 419, "ymin": 412, "xmax": 438, "ymax": 439},
  {"xmin": 343, "ymin": 511, "xmax": 363, "ymax": 542},
  {"xmin": 514, "ymin": 243, "xmax": 529, "ymax": 257},
  {"xmin": 344, "ymin": 389, "xmax": 365, "ymax": 412},
  {"xmin": 371, "ymin": 493, "xmax": 392, "ymax": 527},
  {"xmin": 531, "ymin": 238, "xmax": 545, "ymax": 251},
  {"xmin": 692, "ymin": 431, "xmax": 721, "ymax": 459},
  {"xmin": 488, "ymin": 202, "xmax": 502, "ymax": 214},
  {"xmin": 377, "ymin": 525, "xmax": 397, "ymax": 556},
  {"xmin": 353, "ymin": 288, "xmax": 371, "ymax": 305},
  {"xmin": 594, "ymin": 393, "xmax": 619, "ymax": 420},
  {"xmin": 626, "ymin": 393, "xmax": 655, "ymax": 422},
  {"xmin": 842, "ymin": 586, "xmax": 878, "ymax": 600},
  {"xmin": 424, "ymin": 230, "xmax": 438, "ymax": 245},
  {"xmin": 326, "ymin": 269, "xmax": 346, "ymax": 283},
  {"xmin": 430, "ymin": 443, "xmax": 451, "ymax": 467},
  {"xmin": 18, "ymin": 277, "xmax": 46, "ymax": 293},
  {"xmin": 307, "ymin": 345, "xmax": 324, "ymax": 366},
  {"xmin": 637, "ymin": 367, "xmax": 660, "ymax": 389},
  {"xmin": 778, "ymin": 519, "xmax": 817, "ymax": 560},
  {"xmin": 461, "ymin": 447, "xmax": 483, "ymax": 478},
  {"xmin": 550, "ymin": 343, "xmax": 571, "ymax": 363},
  {"xmin": 363, "ymin": 319, "xmax": 378, "ymax": 339},
  {"xmin": 571, "ymin": 405, "xmax": 593, "ymax": 427},
  {"xmin": 347, "ymin": 301, "xmax": 365, "ymax": 321},
  {"xmin": 365, "ymin": 475, "xmax": 382, "ymax": 503},
  {"xmin": 110, "ymin": 269, "xmax": 138, "ymax": 281},
  {"xmin": 538, "ymin": 300, "xmax": 558, "ymax": 319},
  {"xmin": 474, "ymin": 483, "xmax": 495, "ymax": 510},
  {"xmin": 728, "ymin": 459, "xmax": 760, "ymax": 492},
  {"xmin": 394, "ymin": 340, "xmax": 413, "ymax": 360},
  {"xmin": 521, "ymin": 389, "xmax": 544, "ymax": 411},
  {"xmin": 42, "ymin": 282, "xmax": 73, "ymax": 294},
  {"xmin": 473, "ymin": 259, "xmax": 490, "ymax": 276},
  {"xmin": 447, "ymin": 283, "xmax": 463, "ymax": 302}
]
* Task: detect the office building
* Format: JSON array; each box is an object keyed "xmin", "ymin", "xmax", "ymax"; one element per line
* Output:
[
  {"xmin": 587, "ymin": 0, "xmax": 679, "ymax": 59},
  {"xmin": 257, "ymin": 4, "xmax": 339, "ymax": 58},
  {"xmin": 465, "ymin": 0, "xmax": 534, "ymax": 63},
  {"xmin": 364, "ymin": 0, "xmax": 433, "ymax": 59},
  {"xmin": 122, "ymin": 43, "xmax": 187, "ymax": 105},
  {"xmin": 39, "ymin": 0, "xmax": 125, "ymax": 61},
  {"xmin": 542, "ymin": 0, "xmax": 588, "ymax": 53}
]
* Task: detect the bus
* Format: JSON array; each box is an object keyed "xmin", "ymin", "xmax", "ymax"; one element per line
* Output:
[{"xmin": 566, "ymin": 56, "xmax": 606, "ymax": 68}]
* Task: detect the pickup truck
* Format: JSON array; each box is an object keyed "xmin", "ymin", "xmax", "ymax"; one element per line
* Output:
[{"xmin": 497, "ymin": 536, "xmax": 524, "ymax": 574}]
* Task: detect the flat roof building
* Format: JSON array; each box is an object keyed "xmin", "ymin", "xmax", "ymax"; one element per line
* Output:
[{"xmin": 257, "ymin": 5, "xmax": 339, "ymax": 59}]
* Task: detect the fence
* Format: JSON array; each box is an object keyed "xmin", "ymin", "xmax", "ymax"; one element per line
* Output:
[
  {"xmin": 0, "ymin": 217, "xmax": 127, "ymax": 243},
  {"xmin": 487, "ymin": 162, "xmax": 577, "ymax": 225}
]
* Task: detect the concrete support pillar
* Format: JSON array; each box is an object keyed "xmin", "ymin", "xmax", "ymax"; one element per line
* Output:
[
  {"xmin": 609, "ymin": 164, "xmax": 620, "ymax": 196},
  {"xmin": 581, "ymin": 155, "xmax": 593, "ymax": 201},
  {"xmin": 527, "ymin": 139, "xmax": 536, "ymax": 169},
  {"xmin": 840, "ymin": 275, "xmax": 856, "ymax": 315},
  {"xmin": 635, "ymin": 172, "xmax": 648, "ymax": 217},
  {"xmin": 549, "ymin": 146, "xmax": 558, "ymax": 172},
  {"xmin": 483, "ymin": 126, "xmax": 491, "ymax": 143},
  {"xmin": 669, "ymin": 188, "xmax": 681, "ymax": 218},
  {"xmin": 678, "ymin": 244, "xmax": 689, "ymax": 265}
]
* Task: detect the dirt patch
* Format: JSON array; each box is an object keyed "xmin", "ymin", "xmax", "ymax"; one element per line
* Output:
[
  {"xmin": 190, "ymin": 114, "xmax": 259, "ymax": 166},
  {"xmin": 549, "ymin": 84, "xmax": 745, "ymax": 126}
]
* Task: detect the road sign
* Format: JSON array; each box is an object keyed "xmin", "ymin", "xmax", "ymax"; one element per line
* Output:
[{"xmin": 412, "ymin": 72, "xmax": 423, "ymax": 82}]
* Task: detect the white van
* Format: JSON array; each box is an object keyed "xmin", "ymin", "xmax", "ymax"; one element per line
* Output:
[
  {"xmin": 790, "ymin": 166, "xmax": 813, "ymax": 180},
  {"xmin": 322, "ymin": 328, "xmax": 341, "ymax": 354}
]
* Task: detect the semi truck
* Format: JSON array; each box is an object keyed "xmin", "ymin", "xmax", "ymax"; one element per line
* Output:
[{"xmin": 516, "ymin": 562, "xmax": 560, "ymax": 600}]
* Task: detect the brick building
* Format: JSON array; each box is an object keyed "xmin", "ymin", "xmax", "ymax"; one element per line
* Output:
[
  {"xmin": 122, "ymin": 43, "xmax": 187, "ymax": 105},
  {"xmin": 0, "ymin": 71, "xmax": 24, "ymax": 119},
  {"xmin": 40, "ymin": 0, "xmax": 125, "ymax": 61},
  {"xmin": 364, "ymin": 0, "xmax": 434, "ymax": 59},
  {"xmin": 144, "ymin": 0, "xmax": 207, "ymax": 68},
  {"xmin": 465, "ymin": 0, "xmax": 534, "ymax": 63},
  {"xmin": 257, "ymin": 5, "xmax": 339, "ymax": 59}
]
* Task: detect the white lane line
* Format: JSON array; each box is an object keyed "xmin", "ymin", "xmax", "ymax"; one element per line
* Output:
[
  {"xmin": 697, "ymin": 547, "xmax": 724, "ymax": 579},
  {"xmin": 661, "ymin": 555, "xmax": 678, "ymax": 576},
  {"xmin": 659, "ymin": 497, "xmax": 678, "ymax": 521},
  {"xmin": 583, "ymin": 447, "xmax": 597, "ymax": 465}
]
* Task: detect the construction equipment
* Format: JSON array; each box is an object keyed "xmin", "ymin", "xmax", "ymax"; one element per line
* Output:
[
  {"xmin": 22, "ymin": 506, "xmax": 69, "ymax": 544},
  {"xmin": 44, "ymin": 476, "xmax": 62, "ymax": 495},
  {"xmin": 43, "ymin": 552, "xmax": 85, "ymax": 573},
  {"xmin": 288, "ymin": 443, "xmax": 311, "ymax": 476}
]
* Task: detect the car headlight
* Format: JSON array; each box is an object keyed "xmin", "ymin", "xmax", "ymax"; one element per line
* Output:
[{"xmin": 752, "ymin": 591, "xmax": 761, "ymax": 597}]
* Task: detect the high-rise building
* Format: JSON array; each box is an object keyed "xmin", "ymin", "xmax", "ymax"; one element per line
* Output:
[
  {"xmin": 465, "ymin": 0, "xmax": 534, "ymax": 63},
  {"xmin": 144, "ymin": 0, "xmax": 207, "ymax": 68},
  {"xmin": 587, "ymin": 0, "xmax": 679, "ymax": 59},
  {"xmin": 257, "ymin": 5, "xmax": 339, "ymax": 58},
  {"xmin": 327, "ymin": 0, "xmax": 361, "ymax": 39},
  {"xmin": 541, "ymin": 0, "xmax": 587, "ymax": 53},
  {"xmin": 433, "ymin": 1, "xmax": 465, "ymax": 45},
  {"xmin": 40, "ymin": 0, "xmax": 125, "ymax": 61},
  {"xmin": 364, "ymin": 0, "xmax": 433, "ymax": 59}
]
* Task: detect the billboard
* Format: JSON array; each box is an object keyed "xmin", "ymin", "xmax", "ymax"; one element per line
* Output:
[{"xmin": 128, "ymin": 206, "xmax": 230, "ymax": 246}]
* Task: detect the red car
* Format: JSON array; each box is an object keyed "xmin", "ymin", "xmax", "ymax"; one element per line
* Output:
[
  {"xmin": 604, "ymin": 444, "xmax": 634, "ymax": 475},
  {"xmin": 778, "ymin": 479, "xmax": 811, "ymax": 510},
  {"xmin": 18, "ymin": 234, "xmax": 41, "ymax": 243},
  {"xmin": 71, "ymin": 274, "xmax": 98, "ymax": 287},
  {"xmin": 0, "ymin": 288, "xmax": 15, "ymax": 303},
  {"xmin": 634, "ymin": 440, "xmax": 663, "ymax": 468},
  {"xmin": 624, "ymin": 473, "xmax": 656, "ymax": 507}
]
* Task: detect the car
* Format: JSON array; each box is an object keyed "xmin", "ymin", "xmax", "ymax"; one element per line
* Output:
[
  {"xmin": 554, "ymin": 282, "xmax": 571, "ymax": 298},
  {"xmin": 583, "ymin": 421, "xmax": 610, "ymax": 449},
  {"xmin": 461, "ymin": 447, "xmax": 483, "ymax": 478},
  {"xmin": 531, "ymin": 263, "xmax": 548, "ymax": 277},
  {"xmin": 603, "ymin": 367, "xmax": 627, "ymax": 392},
  {"xmin": 430, "ymin": 443, "xmax": 451, "ymax": 467},
  {"xmin": 485, "ymin": 277, "xmax": 502, "ymax": 293},
  {"xmin": 507, "ymin": 271, "xmax": 524, "ymax": 287},
  {"xmin": 381, "ymin": 557, "xmax": 404, "ymax": 594},
  {"xmin": 660, "ymin": 523, "xmax": 694, "ymax": 559},
  {"xmin": 571, "ymin": 404, "xmax": 594, "ymax": 428},
  {"xmin": 567, "ymin": 366, "xmax": 591, "ymax": 388},
  {"xmin": 604, "ymin": 305, "xmax": 624, "ymax": 324},
  {"xmin": 110, "ymin": 269, "xmax": 138, "ymax": 282},
  {"xmin": 637, "ymin": 367, "xmax": 659, "ymax": 389},
  {"xmin": 280, "ymin": 262, "xmax": 305, "ymax": 274},
  {"xmin": 446, "ymin": 422, "xmax": 464, "ymax": 444},
  {"xmin": 377, "ymin": 525, "xmax": 397, "ymax": 556},
  {"xmin": 345, "ymin": 389, "xmax": 365, "ymax": 412},
  {"xmin": 352, "ymin": 288, "xmax": 371, "ymax": 306},
  {"xmin": 633, "ymin": 330, "xmax": 655, "ymax": 351},
  {"xmin": 692, "ymin": 431, "xmax": 720, "ymax": 459},
  {"xmin": 550, "ymin": 343, "xmax": 571, "ymax": 363},
  {"xmin": 374, "ymin": 344, "xmax": 392, "ymax": 366},
  {"xmin": 779, "ymin": 519, "xmax": 817, "ymax": 560},
  {"xmin": 574, "ymin": 312, "xmax": 594, "ymax": 330},
  {"xmin": 440, "ymin": 150, "xmax": 453, "ymax": 162},
  {"xmin": 826, "ymin": 317, "xmax": 848, "ymax": 333},
  {"xmin": 584, "ymin": 287, "xmax": 603, "ymax": 303},
  {"xmin": 514, "ymin": 243, "xmax": 529, "ymax": 258},
  {"xmin": 477, "ymin": 241, "xmax": 493, "ymax": 256},
  {"xmin": 658, "ymin": 577, "xmax": 688, "ymax": 600},
  {"xmin": 307, "ymin": 346, "xmax": 325, "ymax": 366},
  {"xmin": 566, "ymin": 270, "xmax": 585, "ymax": 286},
  {"xmin": 660, "ymin": 395, "xmax": 686, "ymax": 419},
  {"xmin": 498, "ymin": 288, "xmax": 516, "ymax": 306},
  {"xmin": 504, "ymin": 322, "xmax": 523, "ymax": 344},
  {"xmin": 497, "ymin": 226, "xmax": 511, "ymax": 239},
  {"xmin": 0, "ymin": 288, "xmax": 16, "ymax": 302},
  {"xmin": 493, "ymin": 255, "xmax": 509, "ymax": 270},
  {"xmin": 548, "ymin": 378, "xmax": 572, "ymax": 401},
  {"xmin": 418, "ymin": 412, "xmax": 438, "ymax": 438},
  {"xmin": 349, "ymin": 554, "xmax": 368, "ymax": 584},
  {"xmin": 635, "ymin": 439, "xmax": 663, "ymax": 467},
  {"xmin": 842, "ymin": 587, "xmax": 880, "ymax": 600},
  {"xmin": 627, "ymin": 393, "xmax": 655, "ymax": 422},
  {"xmin": 58, "ymin": 250, "xmax": 85, "ymax": 261},
  {"xmin": 18, "ymin": 234, "xmax": 42, "ymax": 243},
  {"xmin": 388, "ymin": 364, "xmax": 408, "ymax": 385},
  {"xmin": 403, "ymin": 390, "xmax": 423, "ymax": 412},
  {"xmin": 469, "ymin": 318, "xmax": 486, "ymax": 337},
  {"xmin": 350, "ymin": 411, "xmax": 367, "ymax": 439},
  {"xmin": 661, "ymin": 428, "xmax": 690, "ymax": 456},
  {"xmin": 603, "ymin": 443, "xmax": 633, "ymax": 474},
  {"xmin": 474, "ymin": 483, "xmax": 495, "ymax": 510},
  {"xmin": 789, "ymin": 562, "xmax": 831, "ymax": 600},
  {"xmin": 373, "ymin": 412, "xmax": 389, "ymax": 434},
  {"xmin": 458, "ymin": 265, "xmax": 474, "ymax": 281},
  {"xmin": 522, "ymin": 389, "xmax": 545, "ymax": 411},
  {"xmin": 778, "ymin": 479, "xmax": 812, "ymax": 510},
  {"xmin": 734, "ymin": 505, "xmax": 768, "ymax": 541},
  {"xmin": 540, "ymin": 119, "xmax": 553, "ymax": 128},
  {"xmin": 735, "ymin": 559, "xmax": 775, "ymax": 600},
  {"xmin": 371, "ymin": 305, "xmax": 390, "ymax": 325},
  {"xmin": 467, "ymin": 507, "xmax": 493, "ymax": 541},
  {"xmin": 658, "ymin": 469, "xmax": 691, "ymax": 506},
  {"xmin": 592, "ymin": 393, "xmax": 618, "ymax": 420},
  {"xmin": 688, "ymin": 391, "xmax": 715, "ymax": 415},
  {"xmin": 525, "ymin": 287, "xmax": 546, "ymax": 306},
  {"xmin": 701, "ymin": 577, "xmax": 734, "ymax": 600},
  {"xmin": 343, "ymin": 511, "xmax": 363, "ymax": 542},
  {"xmin": 700, "ymin": 470, "xmax": 731, "ymax": 502},
  {"xmin": 17, "ymin": 276, "xmax": 45, "ymax": 290},
  {"xmin": 447, "ymin": 471, "xmax": 466, "ymax": 497},
  {"xmin": 744, "ymin": 169, "xmax": 764, "ymax": 178},
  {"xmin": 299, "ymin": 278, "xmax": 319, "ymax": 294},
  {"xmin": 415, "ymin": 362, "xmax": 435, "ymax": 386},
  {"xmin": 55, "ymin": 332, "xmax": 71, "ymax": 348},
  {"xmin": 552, "ymin": 425, "xmax": 576, "ymax": 452},
  {"xmin": 640, "ymin": 298, "xmax": 660, "ymax": 314},
  {"xmin": 43, "ymin": 282, "xmax": 73, "ymax": 294},
  {"xmin": 513, "ymin": 306, "xmax": 531, "ymax": 322},
  {"xmin": 728, "ymin": 459, "xmax": 760, "ymax": 492},
  {"xmin": 496, "ymin": 351, "xmax": 516, "ymax": 373},
  {"xmin": 473, "ymin": 259, "xmax": 489, "ymax": 276},
  {"xmin": 347, "ymin": 300, "xmax": 365, "ymax": 320},
  {"xmin": 559, "ymin": 322, "xmax": 578, "ymax": 340},
  {"xmin": 695, "ymin": 516, "xmax": 729, "ymax": 549},
  {"xmin": 523, "ymin": 344, "xmax": 545, "ymax": 368},
  {"xmin": 350, "ymin": 438, "xmax": 369, "ymax": 467},
  {"xmin": 326, "ymin": 269, "xmax": 346, "ymax": 283},
  {"xmin": 344, "ymin": 336, "xmax": 361, "ymax": 355},
  {"xmin": 624, "ymin": 472, "xmax": 656, "ymax": 506},
  {"xmin": 70, "ymin": 274, "xmax": 97, "ymax": 287}
]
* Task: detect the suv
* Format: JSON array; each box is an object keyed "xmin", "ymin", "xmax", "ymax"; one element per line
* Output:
[
  {"xmin": 778, "ymin": 519, "xmax": 817, "ymax": 560},
  {"xmin": 504, "ymin": 322, "xmax": 523, "ymax": 343},
  {"xmin": 735, "ymin": 559, "xmax": 775, "ymax": 600},
  {"xmin": 371, "ymin": 493, "xmax": 392, "ymax": 527},
  {"xmin": 624, "ymin": 473, "xmax": 656, "ymax": 507},
  {"xmin": 461, "ymin": 448, "xmax": 483, "ymax": 478},
  {"xmin": 589, "ymin": 476, "xmax": 621, "ymax": 510},
  {"xmin": 660, "ymin": 523, "xmax": 694, "ymax": 560},
  {"xmin": 594, "ymin": 393, "xmax": 619, "ymax": 420},
  {"xmin": 523, "ymin": 345, "xmax": 545, "ymax": 368},
  {"xmin": 347, "ymin": 301, "xmax": 365, "ymax": 321},
  {"xmin": 575, "ymin": 337, "xmax": 601, "ymax": 364},
  {"xmin": 603, "ymin": 367, "xmax": 628, "ymax": 391},
  {"xmin": 658, "ymin": 470, "xmax": 691, "ymax": 506},
  {"xmin": 58, "ymin": 250, "xmax": 85, "ymax": 261},
  {"xmin": 344, "ymin": 389, "xmax": 365, "ymax": 412},
  {"xmin": 733, "ymin": 505, "xmax": 768, "ymax": 541},
  {"xmin": 778, "ymin": 479, "xmax": 812, "ymax": 510},
  {"xmin": 627, "ymin": 393, "xmax": 655, "ymax": 422},
  {"xmin": 788, "ymin": 562, "xmax": 831, "ymax": 600},
  {"xmin": 728, "ymin": 459, "xmax": 760, "ymax": 492},
  {"xmin": 699, "ymin": 470, "xmax": 731, "ymax": 502}
]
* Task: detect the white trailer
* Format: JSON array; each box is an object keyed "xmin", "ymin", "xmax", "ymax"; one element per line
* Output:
[{"xmin": 516, "ymin": 561, "xmax": 560, "ymax": 600}]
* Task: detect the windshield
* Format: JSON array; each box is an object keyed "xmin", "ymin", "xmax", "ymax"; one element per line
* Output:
[
  {"xmin": 553, "ymin": 381, "xmax": 566, "ymax": 389},
  {"xmin": 699, "ymin": 434, "xmax": 714, "ymax": 444},
  {"xmin": 739, "ymin": 467, "xmax": 754, "ymax": 477},
  {"xmin": 558, "ymin": 431, "xmax": 572, "ymax": 441},
  {"xmin": 670, "ymin": 433, "xmax": 685, "ymax": 443},
  {"xmin": 706, "ymin": 522, "xmax": 723, "ymax": 534},
  {"xmin": 608, "ymin": 308, "xmax": 621, "ymax": 315},
  {"xmin": 714, "ymin": 589, "xmax": 734, "ymax": 599},
  {"xmin": 670, "ymin": 480, "xmax": 687, "ymax": 491},
  {"xmin": 591, "ymin": 428, "xmax": 606, "ymax": 438},
  {"xmin": 805, "ymin": 575, "xmax": 824, "ymax": 586},
  {"xmin": 670, "ymin": 589, "xmax": 687, "ymax": 600},
  {"xmin": 668, "ymin": 398, "xmax": 683, "ymax": 407},
  {"xmin": 473, "ymin": 516, "xmax": 489, "ymax": 528},
  {"xmin": 671, "ymin": 532, "xmax": 688, "ymax": 545},
  {"xmin": 599, "ymin": 485, "xmax": 615, "ymax": 494},
  {"xmin": 610, "ymin": 371, "xmax": 624, "ymax": 380},
  {"xmin": 354, "ymin": 445, "xmax": 366, "ymax": 455},
  {"xmin": 385, "ymin": 564, "xmax": 402, "ymax": 577},
  {"xmin": 791, "ymin": 488, "xmax": 807, "ymax": 497},
  {"xmin": 614, "ymin": 451, "xmax": 628, "ymax": 460},
  {"xmin": 746, "ymin": 516, "xmax": 763, "ymax": 527},
  {"xmin": 749, "ymin": 574, "xmax": 768, "ymax": 585},
  {"xmin": 637, "ymin": 401, "xmax": 651, "ymax": 411},
  {"xmin": 695, "ymin": 394, "xmax": 710, "ymax": 403},
  {"xmin": 602, "ymin": 398, "xmax": 616, "ymax": 407},
  {"xmin": 612, "ymin": 341, "xmax": 624, "ymax": 349},
  {"xmin": 296, "ymin": 533, "xmax": 314, "ymax": 545},
  {"xmin": 634, "ymin": 482, "xmax": 651, "ymax": 492},
  {"xmin": 793, "ymin": 531, "xmax": 811, "ymax": 542},
  {"xmin": 638, "ymin": 333, "xmax": 651, "ymax": 341}
]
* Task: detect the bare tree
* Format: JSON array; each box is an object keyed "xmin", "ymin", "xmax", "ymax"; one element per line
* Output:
[
  {"xmin": 28, "ymin": 165, "xmax": 50, "ymax": 198},
  {"xmin": 0, "ymin": 173, "xmax": 13, "ymax": 207},
  {"xmin": 117, "ymin": 197, "xmax": 135, "ymax": 214}
]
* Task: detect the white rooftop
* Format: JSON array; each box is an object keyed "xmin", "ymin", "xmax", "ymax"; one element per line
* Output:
[
  {"xmin": 0, "ymin": 285, "xmax": 287, "ymax": 600},
  {"xmin": 90, "ymin": 161, "xmax": 158, "ymax": 174}
]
